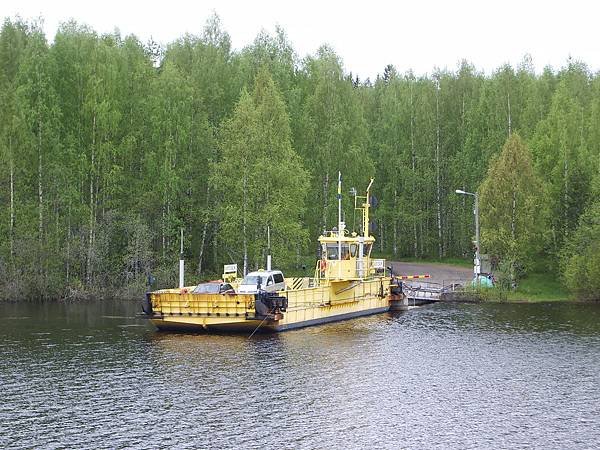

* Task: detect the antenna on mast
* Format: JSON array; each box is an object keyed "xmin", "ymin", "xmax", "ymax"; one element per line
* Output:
[
  {"xmin": 364, "ymin": 178, "xmax": 374, "ymax": 238},
  {"xmin": 267, "ymin": 225, "xmax": 272, "ymax": 271},
  {"xmin": 179, "ymin": 227, "xmax": 185, "ymax": 289},
  {"xmin": 338, "ymin": 172, "xmax": 343, "ymax": 279}
]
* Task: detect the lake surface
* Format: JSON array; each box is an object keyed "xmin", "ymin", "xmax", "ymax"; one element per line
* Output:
[{"xmin": 1, "ymin": 300, "xmax": 599, "ymax": 449}]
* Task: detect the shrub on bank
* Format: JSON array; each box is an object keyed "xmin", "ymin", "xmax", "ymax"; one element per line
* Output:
[{"xmin": 561, "ymin": 199, "xmax": 600, "ymax": 301}]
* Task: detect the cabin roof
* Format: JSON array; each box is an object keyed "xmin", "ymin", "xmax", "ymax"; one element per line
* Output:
[{"xmin": 318, "ymin": 235, "xmax": 375, "ymax": 243}]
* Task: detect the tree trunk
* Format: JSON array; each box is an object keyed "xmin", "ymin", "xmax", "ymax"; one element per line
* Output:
[
  {"xmin": 507, "ymin": 91, "xmax": 512, "ymax": 136},
  {"xmin": 419, "ymin": 218, "xmax": 424, "ymax": 257},
  {"xmin": 166, "ymin": 196, "xmax": 171, "ymax": 252},
  {"xmin": 393, "ymin": 188, "xmax": 398, "ymax": 257},
  {"xmin": 461, "ymin": 94, "xmax": 466, "ymax": 131},
  {"xmin": 86, "ymin": 113, "xmax": 96, "ymax": 285},
  {"xmin": 242, "ymin": 173, "xmax": 248, "ymax": 276},
  {"xmin": 38, "ymin": 118, "xmax": 43, "ymax": 245},
  {"xmin": 101, "ymin": 170, "xmax": 106, "ymax": 219},
  {"xmin": 161, "ymin": 202, "xmax": 166, "ymax": 260},
  {"xmin": 197, "ymin": 221, "xmax": 209, "ymax": 275},
  {"xmin": 511, "ymin": 189, "xmax": 517, "ymax": 240},
  {"xmin": 197, "ymin": 185, "xmax": 211, "ymax": 275},
  {"xmin": 322, "ymin": 172, "xmax": 329, "ymax": 233},
  {"xmin": 9, "ymin": 135, "xmax": 14, "ymax": 259},
  {"xmin": 213, "ymin": 223, "xmax": 218, "ymax": 273},
  {"xmin": 435, "ymin": 79, "xmax": 443, "ymax": 259},
  {"xmin": 563, "ymin": 150, "xmax": 568, "ymax": 238},
  {"xmin": 66, "ymin": 205, "xmax": 71, "ymax": 284},
  {"xmin": 410, "ymin": 82, "xmax": 417, "ymax": 258}
]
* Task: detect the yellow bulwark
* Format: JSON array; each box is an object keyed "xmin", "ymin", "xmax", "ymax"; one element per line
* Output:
[
  {"xmin": 143, "ymin": 175, "xmax": 404, "ymax": 332},
  {"xmin": 290, "ymin": 277, "xmax": 308, "ymax": 290}
]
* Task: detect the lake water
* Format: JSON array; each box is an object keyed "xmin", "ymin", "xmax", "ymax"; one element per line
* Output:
[{"xmin": 1, "ymin": 300, "xmax": 599, "ymax": 449}]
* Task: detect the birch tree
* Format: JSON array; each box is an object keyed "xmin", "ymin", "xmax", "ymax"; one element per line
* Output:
[
  {"xmin": 0, "ymin": 19, "xmax": 29, "ymax": 263},
  {"xmin": 296, "ymin": 46, "xmax": 372, "ymax": 241},
  {"xmin": 561, "ymin": 172, "xmax": 600, "ymax": 300},
  {"xmin": 531, "ymin": 65, "xmax": 592, "ymax": 255}
]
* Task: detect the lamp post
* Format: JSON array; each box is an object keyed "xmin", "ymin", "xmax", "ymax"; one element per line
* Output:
[{"xmin": 455, "ymin": 189, "xmax": 480, "ymax": 279}]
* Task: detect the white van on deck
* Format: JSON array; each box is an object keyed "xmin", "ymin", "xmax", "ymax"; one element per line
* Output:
[{"xmin": 238, "ymin": 270, "xmax": 286, "ymax": 294}]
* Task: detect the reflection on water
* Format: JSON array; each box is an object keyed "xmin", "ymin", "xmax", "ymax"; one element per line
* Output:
[{"xmin": 1, "ymin": 300, "xmax": 600, "ymax": 449}]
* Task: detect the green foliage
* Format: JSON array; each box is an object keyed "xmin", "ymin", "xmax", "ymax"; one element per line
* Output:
[
  {"xmin": 212, "ymin": 69, "xmax": 309, "ymax": 273},
  {"xmin": 530, "ymin": 66, "xmax": 593, "ymax": 255},
  {"xmin": 0, "ymin": 15, "xmax": 599, "ymax": 301},
  {"xmin": 508, "ymin": 273, "xmax": 569, "ymax": 302},
  {"xmin": 296, "ymin": 46, "xmax": 373, "ymax": 239},
  {"xmin": 479, "ymin": 134, "xmax": 548, "ymax": 282},
  {"xmin": 561, "ymin": 193, "xmax": 600, "ymax": 301},
  {"xmin": 471, "ymin": 272, "xmax": 569, "ymax": 302}
]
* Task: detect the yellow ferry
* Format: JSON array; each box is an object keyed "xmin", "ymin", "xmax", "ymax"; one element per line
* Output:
[{"xmin": 142, "ymin": 174, "xmax": 405, "ymax": 332}]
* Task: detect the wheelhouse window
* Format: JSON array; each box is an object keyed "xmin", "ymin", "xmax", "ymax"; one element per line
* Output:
[
  {"xmin": 350, "ymin": 244, "xmax": 358, "ymax": 257},
  {"xmin": 326, "ymin": 243, "xmax": 352, "ymax": 259},
  {"xmin": 326, "ymin": 244, "xmax": 338, "ymax": 259}
]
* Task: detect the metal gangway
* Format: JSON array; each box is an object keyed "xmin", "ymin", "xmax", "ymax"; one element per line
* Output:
[{"xmin": 401, "ymin": 279, "xmax": 465, "ymax": 303}]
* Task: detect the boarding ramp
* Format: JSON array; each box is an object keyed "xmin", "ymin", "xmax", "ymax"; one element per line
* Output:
[{"xmin": 400, "ymin": 278, "xmax": 465, "ymax": 304}]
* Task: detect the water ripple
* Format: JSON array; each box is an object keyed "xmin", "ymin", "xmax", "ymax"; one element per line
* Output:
[{"xmin": 1, "ymin": 301, "xmax": 599, "ymax": 449}]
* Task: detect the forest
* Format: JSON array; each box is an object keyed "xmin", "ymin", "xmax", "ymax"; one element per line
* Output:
[{"xmin": 0, "ymin": 15, "xmax": 599, "ymax": 301}]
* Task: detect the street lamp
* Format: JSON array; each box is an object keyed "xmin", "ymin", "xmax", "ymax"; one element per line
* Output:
[{"xmin": 455, "ymin": 189, "xmax": 480, "ymax": 279}]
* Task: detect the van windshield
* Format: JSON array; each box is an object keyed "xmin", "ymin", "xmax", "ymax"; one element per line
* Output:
[{"xmin": 242, "ymin": 275, "xmax": 268, "ymax": 285}]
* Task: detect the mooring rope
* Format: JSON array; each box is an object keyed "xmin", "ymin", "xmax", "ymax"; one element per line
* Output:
[{"xmin": 248, "ymin": 309, "xmax": 273, "ymax": 339}]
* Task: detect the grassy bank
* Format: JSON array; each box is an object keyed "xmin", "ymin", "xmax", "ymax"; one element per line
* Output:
[
  {"xmin": 505, "ymin": 273, "xmax": 570, "ymax": 302},
  {"xmin": 473, "ymin": 272, "xmax": 570, "ymax": 302},
  {"xmin": 400, "ymin": 258, "xmax": 572, "ymax": 302}
]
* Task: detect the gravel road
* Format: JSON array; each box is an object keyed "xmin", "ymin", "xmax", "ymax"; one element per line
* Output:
[{"xmin": 390, "ymin": 261, "xmax": 473, "ymax": 287}]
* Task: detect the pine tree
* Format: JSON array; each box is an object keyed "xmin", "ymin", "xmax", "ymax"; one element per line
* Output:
[
  {"xmin": 479, "ymin": 134, "xmax": 548, "ymax": 283},
  {"xmin": 212, "ymin": 69, "xmax": 308, "ymax": 274}
]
